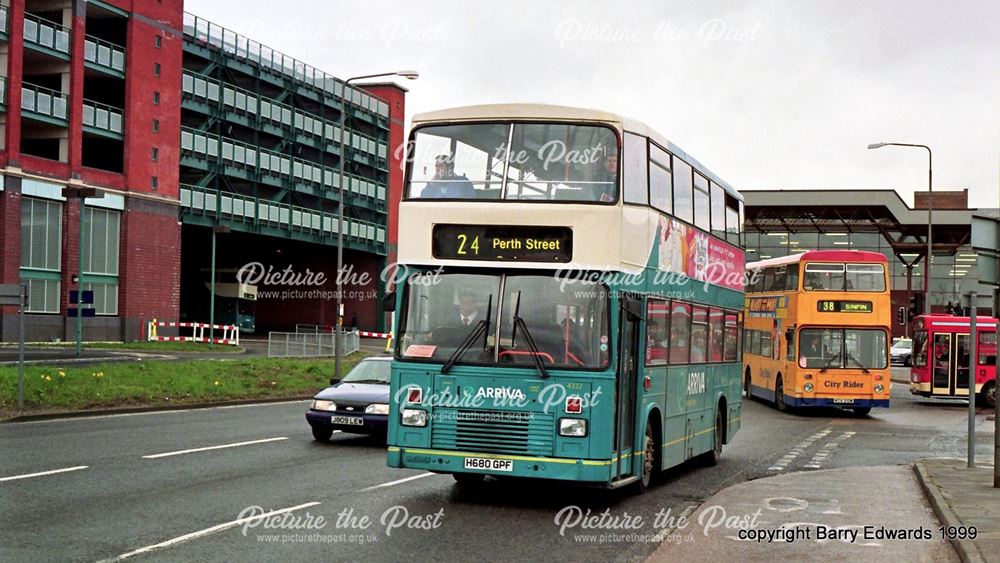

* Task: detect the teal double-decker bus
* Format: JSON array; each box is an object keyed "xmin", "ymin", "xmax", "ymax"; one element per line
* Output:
[{"xmin": 386, "ymin": 104, "xmax": 746, "ymax": 491}]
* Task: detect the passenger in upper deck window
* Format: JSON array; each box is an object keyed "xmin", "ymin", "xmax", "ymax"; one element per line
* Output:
[
  {"xmin": 421, "ymin": 154, "xmax": 476, "ymax": 199},
  {"xmin": 592, "ymin": 152, "xmax": 618, "ymax": 202}
]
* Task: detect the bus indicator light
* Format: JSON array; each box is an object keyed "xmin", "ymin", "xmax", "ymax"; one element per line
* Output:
[
  {"xmin": 565, "ymin": 397, "xmax": 582, "ymax": 414},
  {"xmin": 407, "ymin": 387, "xmax": 423, "ymax": 404},
  {"xmin": 643, "ymin": 376, "xmax": 651, "ymax": 391}
]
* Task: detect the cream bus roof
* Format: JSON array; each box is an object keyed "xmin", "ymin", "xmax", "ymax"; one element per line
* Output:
[{"xmin": 410, "ymin": 103, "xmax": 741, "ymax": 200}]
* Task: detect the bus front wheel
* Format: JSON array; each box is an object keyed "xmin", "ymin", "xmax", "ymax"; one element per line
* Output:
[
  {"xmin": 699, "ymin": 409, "xmax": 724, "ymax": 467},
  {"xmin": 775, "ymin": 376, "xmax": 788, "ymax": 412},
  {"xmin": 632, "ymin": 422, "xmax": 657, "ymax": 494},
  {"xmin": 851, "ymin": 407, "xmax": 872, "ymax": 417},
  {"xmin": 744, "ymin": 370, "xmax": 752, "ymax": 400},
  {"xmin": 978, "ymin": 381, "xmax": 996, "ymax": 409}
]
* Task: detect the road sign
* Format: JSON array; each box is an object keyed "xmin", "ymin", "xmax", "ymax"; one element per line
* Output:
[
  {"xmin": 0, "ymin": 284, "xmax": 28, "ymax": 409},
  {"xmin": 67, "ymin": 308, "xmax": 97, "ymax": 318},
  {"xmin": 0, "ymin": 284, "xmax": 24, "ymax": 306},
  {"xmin": 69, "ymin": 290, "xmax": 94, "ymax": 305}
]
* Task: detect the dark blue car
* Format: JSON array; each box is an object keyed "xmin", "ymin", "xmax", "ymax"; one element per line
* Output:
[{"xmin": 306, "ymin": 356, "xmax": 391, "ymax": 441}]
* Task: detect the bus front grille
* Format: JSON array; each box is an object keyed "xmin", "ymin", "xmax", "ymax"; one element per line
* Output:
[{"xmin": 431, "ymin": 409, "xmax": 554, "ymax": 456}]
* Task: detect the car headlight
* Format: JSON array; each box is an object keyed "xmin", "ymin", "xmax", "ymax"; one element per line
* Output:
[
  {"xmin": 803, "ymin": 382, "xmax": 814, "ymax": 393},
  {"xmin": 400, "ymin": 408, "xmax": 427, "ymax": 427},
  {"xmin": 365, "ymin": 403, "xmax": 389, "ymax": 415},
  {"xmin": 559, "ymin": 418, "xmax": 587, "ymax": 437},
  {"xmin": 874, "ymin": 384, "xmax": 885, "ymax": 394},
  {"xmin": 311, "ymin": 399, "xmax": 337, "ymax": 412}
]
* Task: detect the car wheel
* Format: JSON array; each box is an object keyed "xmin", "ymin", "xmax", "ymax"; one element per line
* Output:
[
  {"xmin": 775, "ymin": 376, "xmax": 787, "ymax": 412},
  {"xmin": 903, "ymin": 355, "xmax": 912, "ymax": 367},
  {"xmin": 312, "ymin": 426, "xmax": 333, "ymax": 442}
]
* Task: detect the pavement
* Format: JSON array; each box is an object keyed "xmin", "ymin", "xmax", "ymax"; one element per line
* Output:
[
  {"xmin": 648, "ymin": 465, "xmax": 959, "ymax": 562},
  {"xmin": 917, "ymin": 458, "xmax": 1000, "ymax": 562}
]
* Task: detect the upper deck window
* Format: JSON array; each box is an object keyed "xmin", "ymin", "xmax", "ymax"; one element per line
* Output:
[
  {"xmin": 803, "ymin": 262, "xmax": 886, "ymax": 292},
  {"xmin": 406, "ymin": 122, "xmax": 619, "ymax": 203}
]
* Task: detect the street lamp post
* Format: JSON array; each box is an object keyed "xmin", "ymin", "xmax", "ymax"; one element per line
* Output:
[
  {"xmin": 335, "ymin": 70, "xmax": 418, "ymax": 382},
  {"xmin": 868, "ymin": 142, "xmax": 933, "ymax": 314}
]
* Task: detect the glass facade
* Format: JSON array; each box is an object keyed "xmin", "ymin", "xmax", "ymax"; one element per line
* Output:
[{"xmin": 743, "ymin": 227, "xmax": 983, "ymax": 311}]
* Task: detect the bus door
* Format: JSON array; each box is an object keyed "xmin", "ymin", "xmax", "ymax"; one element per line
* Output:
[
  {"xmin": 931, "ymin": 332, "xmax": 971, "ymax": 397},
  {"xmin": 615, "ymin": 297, "xmax": 642, "ymax": 480}
]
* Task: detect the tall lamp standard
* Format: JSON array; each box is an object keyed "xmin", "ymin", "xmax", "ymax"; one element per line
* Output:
[
  {"xmin": 868, "ymin": 142, "xmax": 933, "ymax": 315},
  {"xmin": 336, "ymin": 70, "xmax": 418, "ymax": 382}
]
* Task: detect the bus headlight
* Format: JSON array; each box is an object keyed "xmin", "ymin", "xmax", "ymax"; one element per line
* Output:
[
  {"xmin": 874, "ymin": 384, "xmax": 885, "ymax": 394},
  {"xmin": 803, "ymin": 382, "xmax": 814, "ymax": 393},
  {"xmin": 365, "ymin": 403, "xmax": 389, "ymax": 415},
  {"xmin": 311, "ymin": 400, "xmax": 336, "ymax": 412},
  {"xmin": 559, "ymin": 418, "xmax": 587, "ymax": 437},
  {"xmin": 401, "ymin": 409, "xmax": 427, "ymax": 427}
]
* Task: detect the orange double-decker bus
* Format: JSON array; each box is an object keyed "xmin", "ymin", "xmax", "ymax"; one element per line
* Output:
[{"xmin": 743, "ymin": 250, "xmax": 892, "ymax": 415}]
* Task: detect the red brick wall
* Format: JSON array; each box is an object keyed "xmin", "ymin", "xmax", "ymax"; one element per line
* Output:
[
  {"xmin": 914, "ymin": 189, "xmax": 969, "ymax": 210},
  {"xmin": 359, "ymin": 84, "xmax": 407, "ymax": 289},
  {"xmin": 0, "ymin": 178, "xmax": 21, "ymax": 286},
  {"xmin": 119, "ymin": 199, "xmax": 181, "ymax": 335},
  {"xmin": 121, "ymin": 1, "xmax": 184, "ymax": 200}
]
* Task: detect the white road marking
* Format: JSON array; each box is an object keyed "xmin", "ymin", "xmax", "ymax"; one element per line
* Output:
[
  {"xmin": 142, "ymin": 437, "xmax": 288, "ymax": 459},
  {"xmin": 803, "ymin": 432, "xmax": 856, "ymax": 469},
  {"xmin": 360, "ymin": 472, "xmax": 436, "ymax": 491},
  {"xmin": 0, "ymin": 465, "xmax": 89, "ymax": 482},
  {"xmin": 769, "ymin": 428, "xmax": 832, "ymax": 472},
  {"xmin": 11, "ymin": 400, "xmax": 310, "ymax": 425},
  {"xmin": 103, "ymin": 501, "xmax": 321, "ymax": 561}
]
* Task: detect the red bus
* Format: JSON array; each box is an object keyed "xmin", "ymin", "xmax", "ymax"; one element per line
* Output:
[{"xmin": 909, "ymin": 314, "xmax": 997, "ymax": 408}]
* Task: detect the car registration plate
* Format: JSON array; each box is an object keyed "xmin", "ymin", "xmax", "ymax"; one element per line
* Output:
[
  {"xmin": 331, "ymin": 415, "xmax": 364, "ymax": 425},
  {"xmin": 832, "ymin": 398, "xmax": 855, "ymax": 404},
  {"xmin": 463, "ymin": 457, "xmax": 513, "ymax": 472}
]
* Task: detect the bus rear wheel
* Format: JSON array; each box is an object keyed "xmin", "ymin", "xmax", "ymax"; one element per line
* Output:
[
  {"xmin": 775, "ymin": 376, "xmax": 788, "ymax": 412},
  {"xmin": 744, "ymin": 372, "xmax": 752, "ymax": 400},
  {"xmin": 978, "ymin": 381, "xmax": 996, "ymax": 409}
]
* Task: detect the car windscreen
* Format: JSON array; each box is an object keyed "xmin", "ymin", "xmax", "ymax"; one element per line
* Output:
[{"xmin": 341, "ymin": 360, "xmax": 391, "ymax": 383}]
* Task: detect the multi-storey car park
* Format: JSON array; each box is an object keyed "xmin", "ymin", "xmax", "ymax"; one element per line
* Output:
[{"xmin": 0, "ymin": 0, "xmax": 407, "ymax": 341}]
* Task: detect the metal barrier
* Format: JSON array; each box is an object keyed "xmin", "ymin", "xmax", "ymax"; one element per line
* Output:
[
  {"xmin": 267, "ymin": 329, "xmax": 359, "ymax": 358},
  {"xmin": 294, "ymin": 323, "xmax": 332, "ymax": 334},
  {"xmin": 148, "ymin": 320, "xmax": 240, "ymax": 346}
]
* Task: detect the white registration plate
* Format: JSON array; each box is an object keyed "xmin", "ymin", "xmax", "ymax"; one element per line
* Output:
[
  {"xmin": 331, "ymin": 415, "xmax": 364, "ymax": 426},
  {"xmin": 463, "ymin": 457, "xmax": 513, "ymax": 472},
  {"xmin": 832, "ymin": 398, "xmax": 855, "ymax": 404}
]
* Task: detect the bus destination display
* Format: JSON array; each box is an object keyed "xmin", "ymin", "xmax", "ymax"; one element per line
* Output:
[
  {"xmin": 817, "ymin": 300, "xmax": 873, "ymax": 313},
  {"xmin": 432, "ymin": 225, "xmax": 572, "ymax": 262}
]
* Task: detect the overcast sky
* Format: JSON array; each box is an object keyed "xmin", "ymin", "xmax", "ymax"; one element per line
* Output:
[{"xmin": 187, "ymin": 0, "xmax": 1000, "ymax": 208}]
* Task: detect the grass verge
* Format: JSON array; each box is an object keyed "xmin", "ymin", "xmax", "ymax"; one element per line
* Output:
[
  {"xmin": 0, "ymin": 341, "xmax": 245, "ymax": 353},
  {"xmin": 0, "ymin": 353, "xmax": 371, "ymax": 418}
]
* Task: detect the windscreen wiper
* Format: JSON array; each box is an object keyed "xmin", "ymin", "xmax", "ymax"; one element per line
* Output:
[
  {"xmin": 819, "ymin": 349, "xmax": 843, "ymax": 373},
  {"xmin": 510, "ymin": 291, "xmax": 549, "ymax": 379},
  {"xmin": 441, "ymin": 295, "xmax": 492, "ymax": 374},
  {"xmin": 845, "ymin": 352, "xmax": 870, "ymax": 374}
]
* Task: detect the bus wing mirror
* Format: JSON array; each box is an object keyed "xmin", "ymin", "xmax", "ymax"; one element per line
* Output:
[{"xmin": 382, "ymin": 291, "xmax": 396, "ymax": 312}]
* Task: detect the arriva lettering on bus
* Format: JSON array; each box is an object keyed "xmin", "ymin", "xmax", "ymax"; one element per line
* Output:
[{"xmin": 475, "ymin": 387, "xmax": 527, "ymax": 401}]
